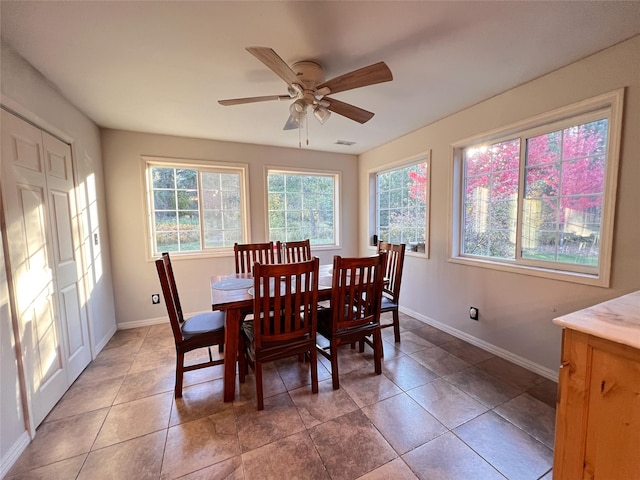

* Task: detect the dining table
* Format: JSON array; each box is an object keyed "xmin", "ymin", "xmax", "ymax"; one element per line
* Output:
[{"xmin": 211, "ymin": 264, "xmax": 335, "ymax": 402}]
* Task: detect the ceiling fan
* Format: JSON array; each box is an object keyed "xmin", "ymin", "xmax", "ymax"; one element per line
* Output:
[{"xmin": 218, "ymin": 47, "xmax": 393, "ymax": 131}]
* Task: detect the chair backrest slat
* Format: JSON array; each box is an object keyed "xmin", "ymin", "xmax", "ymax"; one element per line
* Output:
[
  {"xmin": 277, "ymin": 239, "xmax": 312, "ymax": 263},
  {"xmin": 329, "ymin": 253, "xmax": 387, "ymax": 332},
  {"xmin": 155, "ymin": 257, "xmax": 184, "ymax": 343},
  {"xmin": 234, "ymin": 242, "xmax": 277, "ymax": 274},
  {"xmin": 162, "ymin": 252, "xmax": 184, "ymax": 323},
  {"xmin": 377, "ymin": 242, "xmax": 406, "ymax": 303},
  {"xmin": 252, "ymin": 258, "xmax": 319, "ymax": 348}
]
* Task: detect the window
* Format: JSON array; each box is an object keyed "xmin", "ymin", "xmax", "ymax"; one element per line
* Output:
[
  {"xmin": 373, "ymin": 154, "xmax": 430, "ymax": 254},
  {"xmin": 145, "ymin": 158, "xmax": 248, "ymax": 256},
  {"xmin": 267, "ymin": 170, "xmax": 338, "ymax": 245},
  {"xmin": 451, "ymin": 91, "xmax": 623, "ymax": 286}
]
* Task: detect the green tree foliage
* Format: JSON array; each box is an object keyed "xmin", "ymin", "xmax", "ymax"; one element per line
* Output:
[
  {"xmin": 268, "ymin": 173, "xmax": 335, "ymax": 244},
  {"xmin": 378, "ymin": 162, "xmax": 428, "ymax": 246},
  {"xmin": 151, "ymin": 166, "xmax": 243, "ymax": 252}
]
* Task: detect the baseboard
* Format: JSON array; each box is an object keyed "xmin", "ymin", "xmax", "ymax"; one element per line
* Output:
[
  {"xmin": 91, "ymin": 323, "xmax": 117, "ymax": 359},
  {"xmin": 1, "ymin": 430, "xmax": 30, "ymax": 479},
  {"xmin": 117, "ymin": 310, "xmax": 216, "ymax": 330},
  {"xmin": 117, "ymin": 315, "xmax": 169, "ymax": 330},
  {"xmin": 400, "ymin": 306, "xmax": 559, "ymax": 382}
]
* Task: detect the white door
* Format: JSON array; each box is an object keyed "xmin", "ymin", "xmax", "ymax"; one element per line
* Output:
[
  {"xmin": 42, "ymin": 131, "xmax": 91, "ymax": 382},
  {"xmin": 1, "ymin": 110, "xmax": 90, "ymax": 427}
]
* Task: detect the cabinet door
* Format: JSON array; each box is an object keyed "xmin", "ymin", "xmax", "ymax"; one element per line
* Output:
[
  {"xmin": 584, "ymin": 346, "xmax": 640, "ymax": 479},
  {"xmin": 553, "ymin": 329, "xmax": 591, "ymax": 479},
  {"xmin": 554, "ymin": 329, "xmax": 640, "ymax": 480}
]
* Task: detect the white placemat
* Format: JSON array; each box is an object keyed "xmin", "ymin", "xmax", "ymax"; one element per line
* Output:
[
  {"xmin": 248, "ymin": 281, "xmax": 290, "ymax": 297},
  {"xmin": 212, "ymin": 278, "xmax": 254, "ymax": 290}
]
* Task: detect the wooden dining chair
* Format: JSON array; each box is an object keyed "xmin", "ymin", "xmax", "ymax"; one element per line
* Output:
[
  {"xmin": 316, "ymin": 253, "xmax": 387, "ymax": 390},
  {"xmin": 376, "ymin": 242, "xmax": 406, "ymax": 343},
  {"xmin": 276, "ymin": 239, "xmax": 312, "ymax": 263},
  {"xmin": 155, "ymin": 252, "xmax": 226, "ymax": 398},
  {"xmin": 234, "ymin": 242, "xmax": 277, "ymax": 274},
  {"xmin": 238, "ymin": 258, "xmax": 320, "ymax": 409}
]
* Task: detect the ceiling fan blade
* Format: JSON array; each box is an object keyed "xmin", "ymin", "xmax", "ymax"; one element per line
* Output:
[
  {"xmin": 218, "ymin": 95, "xmax": 289, "ymax": 106},
  {"xmin": 317, "ymin": 62, "xmax": 392, "ymax": 95},
  {"xmin": 325, "ymin": 97, "xmax": 374, "ymax": 124},
  {"xmin": 246, "ymin": 47, "xmax": 299, "ymax": 86},
  {"xmin": 283, "ymin": 115, "xmax": 300, "ymax": 130}
]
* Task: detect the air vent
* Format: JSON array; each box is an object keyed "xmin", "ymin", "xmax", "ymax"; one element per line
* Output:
[{"xmin": 335, "ymin": 140, "xmax": 356, "ymax": 146}]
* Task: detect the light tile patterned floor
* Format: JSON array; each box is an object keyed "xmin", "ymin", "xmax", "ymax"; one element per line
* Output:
[{"xmin": 7, "ymin": 312, "xmax": 557, "ymax": 480}]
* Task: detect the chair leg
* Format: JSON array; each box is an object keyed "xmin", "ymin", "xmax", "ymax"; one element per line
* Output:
[
  {"xmin": 393, "ymin": 308, "xmax": 401, "ymax": 343},
  {"xmin": 256, "ymin": 361, "xmax": 264, "ymax": 410},
  {"xmin": 175, "ymin": 352, "xmax": 185, "ymax": 398},
  {"xmin": 310, "ymin": 348, "xmax": 318, "ymax": 394},
  {"xmin": 330, "ymin": 342, "xmax": 340, "ymax": 390},
  {"xmin": 373, "ymin": 331, "xmax": 383, "ymax": 375},
  {"xmin": 238, "ymin": 346, "xmax": 246, "ymax": 384},
  {"xmin": 238, "ymin": 333, "xmax": 248, "ymax": 383}
]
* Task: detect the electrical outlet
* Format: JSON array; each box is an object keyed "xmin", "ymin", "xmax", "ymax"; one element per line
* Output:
[
  {"xmin": 469, "ymin": 307, "xmax": 479, "ymax": 321},
  {"xmin": 152, "ymin": 294, "xmax": 160, "ymax": 305}
]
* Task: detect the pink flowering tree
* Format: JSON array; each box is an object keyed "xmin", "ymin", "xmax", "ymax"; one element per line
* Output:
[{"xmin": 460, "ymin": 119, "xmax": 606, "ymax": 262}]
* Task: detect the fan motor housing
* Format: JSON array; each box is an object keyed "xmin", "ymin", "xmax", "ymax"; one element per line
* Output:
[{"xmin": 292, "ymin": 61, "xmax": 325, "ymax": 90}]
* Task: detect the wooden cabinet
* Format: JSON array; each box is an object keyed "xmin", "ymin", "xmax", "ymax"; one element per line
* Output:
[{"xmin": 553, "ymin": 324, "xmax": 640, "ymax": 479}]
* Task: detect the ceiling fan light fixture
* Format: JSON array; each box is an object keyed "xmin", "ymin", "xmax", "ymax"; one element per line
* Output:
[
  {"xmin": 315, "ymin": 86, "xmax": 331, "ymax": 98},
  {"xmin": 288, "ymin": 83, "xmax": 303, "ymax": 97},
  {"xmin": 313, "ymin": 105, "xmax": 331, "ymax": 124},
  {"xmin": 290, "ymin": 99, "xmax": 307, "ymax": 120}
]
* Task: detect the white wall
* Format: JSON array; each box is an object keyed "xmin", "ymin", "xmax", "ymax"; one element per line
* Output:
[
  {"xmin": 359, "ymin": 35, "xmax": 640, "ymax": 376},
  {"xmin": 0, "ymin": 44, "xmax": 117, "ymax": 474},
  {"xmin": 101, "ymin": 130, "xmax": 358, "ymax": 327}
]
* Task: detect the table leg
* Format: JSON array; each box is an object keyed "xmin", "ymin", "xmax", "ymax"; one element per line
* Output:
[{"xmin": 223, "ymin": 308, "xmax": 240, "ymax": 402}]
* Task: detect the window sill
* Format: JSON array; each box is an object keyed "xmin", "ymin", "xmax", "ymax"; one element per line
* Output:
[
  {"xmin": 309, "ymin": 244, "xmax": 340, "ymax": 251},
  {"xmin": 148, "ymin": 249, "xmax": 234, "ymax": 262},
  {"xmin": 367, "ymin": 245, "xmax": 429, "ymax": 259},
  {"xmin": 447, "ymin": 255, "xmax": 609, "ymax": 287},
  {"xmin": 406, "ymin": 250, "xmax": 429, "ymax": 259},
  {"xmin": 150, "ymin": 244, "xmax": 341, "ymax": 262}
]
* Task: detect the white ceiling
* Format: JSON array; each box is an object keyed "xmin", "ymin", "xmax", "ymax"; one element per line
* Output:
[{"xmin": 2, "ymin": 1, "xmax": 639, "ymax": 155}]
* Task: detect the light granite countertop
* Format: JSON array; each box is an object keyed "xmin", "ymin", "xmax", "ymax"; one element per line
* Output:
[{"xmin": 553, "ymin": 290, "xmax": 640, "ymax": 350}]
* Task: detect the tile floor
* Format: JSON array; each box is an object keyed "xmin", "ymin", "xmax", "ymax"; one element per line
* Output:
[{"xmin": 6, "ymin": 312, "xmax": 558, "ymax": 480}]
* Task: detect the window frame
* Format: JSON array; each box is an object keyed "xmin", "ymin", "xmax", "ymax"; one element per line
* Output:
[
  {"xmin": 264, "ymin": 166, "xmax": 341, "ymax": 247},
  {"xmin": 143, "ymin": 156, "xmax": 250, "ymax": 259},
  {"xmin": 449, "ymin": 90, "xmax": 624, "ymax": 286},
  {"xmin": 369, "ymin": 151, "xmax": 431, "ymax": 258}
]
